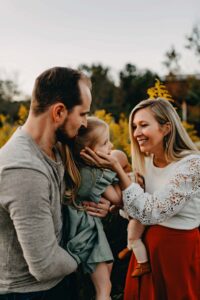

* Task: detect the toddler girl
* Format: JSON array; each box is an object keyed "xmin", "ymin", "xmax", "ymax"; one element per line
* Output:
[{"xmin": 63, "ymin": 117, "xmax": 124, "ymax": 300}]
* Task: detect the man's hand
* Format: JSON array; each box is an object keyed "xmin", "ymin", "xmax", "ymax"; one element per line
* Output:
[{"xmin": 82, "ymin": 197, "xmax": 110, "ymax": 218}]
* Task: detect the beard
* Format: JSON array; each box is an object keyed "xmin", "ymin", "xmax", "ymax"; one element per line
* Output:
[
  {"xmin": 55, "ymin": 125, "xmax": 77, "ymax": 149},
  {"xmin": 56, "ymin": 125, "xmax": 71, "ymax": 144}
]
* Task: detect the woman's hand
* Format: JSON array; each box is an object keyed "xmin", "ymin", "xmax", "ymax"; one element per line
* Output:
[
  {"xmin": 80, "ymin": 147, "xmax": 118, "ymax": 171},
  {"xmin": 135, "ymin": 172, "xmax": 145, "ymax": 189},
  {"xmin": 82, "ymin": 197, "xmax": 111, "ymax": 218},
  {"xmin": 81, "ymin": 147, "xmax": 132, "ymax": 190}
]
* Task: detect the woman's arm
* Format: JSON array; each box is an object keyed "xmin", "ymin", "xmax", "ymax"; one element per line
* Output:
[{"xmin": 123, "ymin": 156, "xmax": 200, "ymax": 225}]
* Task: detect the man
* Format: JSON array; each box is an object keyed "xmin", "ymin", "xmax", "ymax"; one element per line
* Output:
[{"xmin": 0, "ymin": 67, "xmax": 109, "ymax": 299}]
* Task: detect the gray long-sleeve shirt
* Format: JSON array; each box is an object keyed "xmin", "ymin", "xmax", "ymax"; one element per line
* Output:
[{"xmin": 0, "ymin": 128, "xmax": 77, "ymax": 293}]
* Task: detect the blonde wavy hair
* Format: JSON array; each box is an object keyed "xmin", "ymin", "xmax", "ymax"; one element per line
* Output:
[{"xmin": 129, "ymin": 98, "xmax": 199, "ymax": 175}]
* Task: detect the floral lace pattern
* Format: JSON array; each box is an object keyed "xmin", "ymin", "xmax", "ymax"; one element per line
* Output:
[{"xmin": 122, "ymin": 155, "xmax": 200, "ymax": 225}]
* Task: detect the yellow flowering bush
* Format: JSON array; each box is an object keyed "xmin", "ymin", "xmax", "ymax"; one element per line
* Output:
[
  {"xmin": 0, "ymin": 114, "xmax": 17, "ymax": 147},
  {"xmin": 182, "ymin": 121, "xmax": 200, "ymax": 143},
  {"xmin": 0, "ymin": 104, "xmax": 29, "ymax": 147},
  {"xmin": 0, "ymin": 106, "xmax": 199, "ymax": 151},
  {"xmin": 18, "ymin": 104, "xmax": 29, "ymax": 125}
]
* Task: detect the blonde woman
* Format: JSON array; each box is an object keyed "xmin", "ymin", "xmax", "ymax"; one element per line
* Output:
[{"xmin": 81, "ymin": 98, "xmax": 200, "ymax": 300}]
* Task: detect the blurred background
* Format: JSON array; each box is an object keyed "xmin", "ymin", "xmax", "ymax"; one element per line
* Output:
[{"xmin": 0, "ymin": 0, "xmax": 200, "ymax": 298}]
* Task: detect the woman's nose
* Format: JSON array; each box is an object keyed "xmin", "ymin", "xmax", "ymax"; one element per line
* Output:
[{"xmin": 133, "ymin": 126, "xmax": 141, "ymax": 138}]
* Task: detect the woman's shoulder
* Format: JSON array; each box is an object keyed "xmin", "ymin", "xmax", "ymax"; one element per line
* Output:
[
  {"xmin": 173, "ymin": 153, "xmax": 200, "ymax": 175},
  {"xmin": 178, "ymin": 153, "xmax": 200, "ymax": 165}
]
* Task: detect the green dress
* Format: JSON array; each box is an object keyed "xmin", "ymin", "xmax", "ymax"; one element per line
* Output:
[{"xmin": 64, "ymin": 166, "xmax": 118, "ymax": 274}]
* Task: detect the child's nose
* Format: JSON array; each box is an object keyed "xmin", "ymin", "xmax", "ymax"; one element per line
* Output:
[{"xmin": 109, "ymin": 141, "xmax": 113, "ymax": 149}]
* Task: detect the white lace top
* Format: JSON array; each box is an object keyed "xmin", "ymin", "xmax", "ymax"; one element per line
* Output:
[{"xmin": 122, "ymin": 154, "xmax": 200, "ymax": 229}]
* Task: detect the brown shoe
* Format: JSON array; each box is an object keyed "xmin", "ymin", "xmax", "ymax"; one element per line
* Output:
[
  {"xmin": 118, "ymin": 247, "xmax": 131, "ymax": 260},
  {"xmin": 131, "ymin": 262, "xmax": 151, "ymax": 278}
]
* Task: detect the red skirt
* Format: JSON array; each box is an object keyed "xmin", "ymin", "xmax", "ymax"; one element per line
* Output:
[{"xmin": 124, "ymin": 225, "xmax": 200, "ymax": 300}]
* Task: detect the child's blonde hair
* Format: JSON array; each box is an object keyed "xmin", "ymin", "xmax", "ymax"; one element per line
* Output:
[
  {"xmin": 63, "ymin": 116, "xmax": 109, "ymax": 206},
  {"xmin": 74, "ymin": 116, "xmax": 109, "ymax": 160}
]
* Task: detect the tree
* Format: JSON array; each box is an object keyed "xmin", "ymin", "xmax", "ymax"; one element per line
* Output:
[
  {"xmin": 0, "ymin": 79, "xmax": 19, "ymax": 102},
  {"xmin": 186, "ymin": 24, "xmax": 200, "ymax": 62},
  {"xmin": 0, "ymin": 76, "xmax": 29, "ymax": 123},
  {"xmin": 119, "ymin": 64, "xmax": 158, "ymax": 114},
  {"xmin": 162, "ymin": 46, "xmax": 181, "ymax": 75},
  {"xmin": 78, "ymin": 64, "xmax": 121, "ymax": 116}
]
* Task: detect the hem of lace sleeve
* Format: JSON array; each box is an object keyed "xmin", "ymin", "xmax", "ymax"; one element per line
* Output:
[
  {"xmin": 122, "ymin": 182, "xmax": 144, "ymax": 209},
  {"xmin": 122, "ymin": 182, "xmax": 142, "ymax": 198}
]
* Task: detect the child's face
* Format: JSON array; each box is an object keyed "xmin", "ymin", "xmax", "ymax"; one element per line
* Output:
[{"xmin": 93, "ymin": 127, "xmax": 113, "ymax": 155}]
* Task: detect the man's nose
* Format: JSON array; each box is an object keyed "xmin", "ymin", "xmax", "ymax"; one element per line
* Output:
[{"xmin": 82, "ymin": 117, "xmax": 87, "ymax": 128}]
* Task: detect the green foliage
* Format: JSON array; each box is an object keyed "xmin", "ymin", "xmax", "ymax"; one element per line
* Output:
[
  {"xmin": 119, "ymin": 64, "xmax": 159, "ymax": 114},
  {"xmin": 78, "ymin": 64, "xmax": 121, "ymax": 116},
  {"xmin": 186, "ymin": 76, "xmax": 200, "ymax": 105}
]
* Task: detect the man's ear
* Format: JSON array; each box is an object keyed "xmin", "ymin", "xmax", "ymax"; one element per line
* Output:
[{"xmin": 51, "ymin": 103, "xmax": 68, "ymax": 124}]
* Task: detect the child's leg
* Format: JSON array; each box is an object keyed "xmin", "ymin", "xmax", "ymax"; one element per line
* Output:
[
  {"xmin": 127, "ymin": 219, "xmax": 145, "ymax": 250},
  {"xmin": 118, "ymin": 219, "xmax": 148, "ymax": 261},
  {"xmin": 127, "ymin": 219, "xmax": 147, "ymax": 261},
  {"xmin": 131, "ymin": 238, "xmax": 148, "ymax": 263},
  {"xmin": 127, "ymin": 220, "xmax": 151, "ymax": 277},
  {"xmin": 90, "ymin": 262, "xmax": 112, "ymax": 300}
]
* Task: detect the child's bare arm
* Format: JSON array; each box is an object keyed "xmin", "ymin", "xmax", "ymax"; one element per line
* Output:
[{"xmin": 102, "ymin": 184, "xmax": 122, "ymax": 205}]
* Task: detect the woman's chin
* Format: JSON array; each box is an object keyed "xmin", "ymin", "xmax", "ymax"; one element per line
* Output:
[{"xmin": 139, "ymin": 146, "xmax": 148, "ymax": 153}]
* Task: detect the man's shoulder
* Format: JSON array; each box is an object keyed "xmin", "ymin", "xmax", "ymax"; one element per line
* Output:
[{"xmin": 0, "ymin": 129, "xmax": 48, "ymax": 175}]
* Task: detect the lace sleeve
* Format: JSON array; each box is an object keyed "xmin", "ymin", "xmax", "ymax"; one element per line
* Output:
[{"xmin": 122, "ymin": 156, "xmax": 200, "ymax": 225}]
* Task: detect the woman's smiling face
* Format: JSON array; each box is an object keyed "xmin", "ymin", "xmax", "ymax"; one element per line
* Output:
[{"xmin": 132, "ymin": 108, "xmax": 167, "ymax": 155}]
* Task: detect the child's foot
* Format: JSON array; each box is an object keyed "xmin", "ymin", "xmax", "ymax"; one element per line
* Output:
[
  {"xmin": 131, "ymin": 261, "xmax": 151, "ymax": 277},
  {"xmin": 118, "ymin": 247, "xmax": 131, "ymax": 260}
]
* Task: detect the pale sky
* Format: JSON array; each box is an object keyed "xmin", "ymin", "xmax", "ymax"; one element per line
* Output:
[{"xmin": 0, "ymin": 0, "xmax": 200, "ymax": 97}]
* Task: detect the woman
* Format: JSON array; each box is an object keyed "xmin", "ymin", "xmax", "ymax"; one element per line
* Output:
[{"xmin": 81, "ymin": 98, "xmax": 200, "ymax": 300}]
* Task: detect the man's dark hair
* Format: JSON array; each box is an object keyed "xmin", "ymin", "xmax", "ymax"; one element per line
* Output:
[{"xmin": 31, "ymin": 67, "xmax": 91, "ymax": 115}]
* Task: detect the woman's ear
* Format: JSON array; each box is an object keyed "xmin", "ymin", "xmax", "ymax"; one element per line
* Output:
[
  {"xmin": 164, "ymin": 122, "xmax": 171, "ymax": 136},
  {"xmin": 51, "ymin": 103, "xmax": 68, "ymax": 124}
]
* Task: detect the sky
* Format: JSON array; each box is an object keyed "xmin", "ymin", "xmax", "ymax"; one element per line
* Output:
[{"xmin": 0, "ymin": 0, "xmax": 200, "ymax": 97}]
